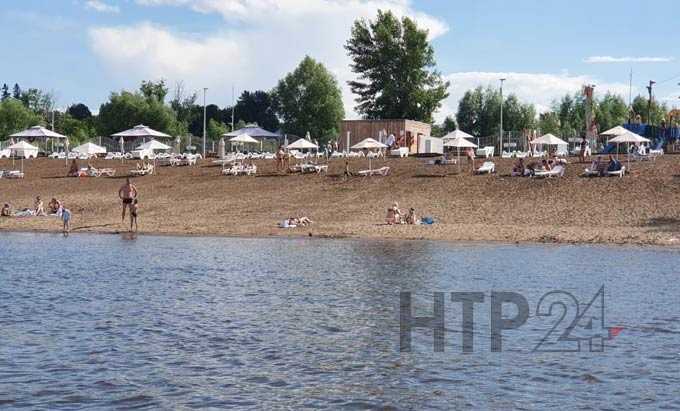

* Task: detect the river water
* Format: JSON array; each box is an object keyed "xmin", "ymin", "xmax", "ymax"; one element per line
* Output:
[{"xmin": 0, "ymin": 233, "xmax": 679, "ymax": 409}]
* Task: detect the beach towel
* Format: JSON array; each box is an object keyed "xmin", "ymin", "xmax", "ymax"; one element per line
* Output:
[{"xmin": 421, "ymin": 217, "xmax": 434, "ymax": 225}]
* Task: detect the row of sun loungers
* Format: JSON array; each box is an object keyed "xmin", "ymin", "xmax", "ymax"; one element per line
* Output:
[
  {"xmin": 130, "ymin": 164, "xmax": 154, "ymax": 176},
  {"xmin": 357, "ymin": 166, "xmax": 391, "ymax": 177},
  {"xmin": 222, "ymin": 163, "xmax": 257, "ymax": 176},
  {"xmin": 0, "ymin": 170, "xmax": 24, "ymax": 179},
  {"xmin": 74, "ymin": 167, "xmax": 116, "ymax": 177}
]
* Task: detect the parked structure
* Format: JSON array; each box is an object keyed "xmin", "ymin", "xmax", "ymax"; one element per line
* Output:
[{"xmin": 339, "ymin": 119, "xmax": 435, "ymax": 154}]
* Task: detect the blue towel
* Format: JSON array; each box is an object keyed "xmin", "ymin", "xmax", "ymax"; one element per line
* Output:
[{"xmin": 421, "ymin": 217, "xmax": 434, "ymax": 225}]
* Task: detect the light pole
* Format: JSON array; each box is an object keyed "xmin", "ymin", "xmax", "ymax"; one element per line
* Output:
[
  {"xmin": 203, "ymin": 87, "xmax": 208, "ymax": 158},
  {"xmin": 499, "ymin": 78, "xmax": 506, "ymax": 156}
]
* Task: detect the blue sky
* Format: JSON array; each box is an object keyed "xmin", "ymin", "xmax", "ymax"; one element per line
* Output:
[{"xmin": 1, "ymin": 0, "xmax": 678, "ymax": 119}]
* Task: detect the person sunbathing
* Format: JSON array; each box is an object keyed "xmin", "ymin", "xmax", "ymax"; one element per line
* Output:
[
  {"xmin": 512, "ymin": 158, "xmax": 525, "ymax": 176},
  {"xmin": 48, "ymin": 198, "xmax": 62, "ymax": 215},
  {"xmin": 526, "ymin": 161, "xmax": 539, "ymax": 177},
  {"xmin": 297, "ymin": 216, "xmax": 313, "ymax": 226},
  {"xmin": 541, "ymin": 159, "xmax": 552, "ymax": 171},
  {"xmin": 34, "ymin": 196, "xmax": 46, "ymax": 216},
  {"xmin": 607, "ymin": 155, "xmax": 622, "ymax": 172},
  {"xmin": 386, "ymin": 202, "xmax": 402, "ymax": 225},
  {"xmin": 405, "ymin": 208, "xmax": 418, "ymax": 225},
  {"xmin": 68, "ymin": 159, "xmax": 79, "ymax": 177},
  {"xmin": 1, "ymin": 203, "xmax": 11, "ymax": 217}
]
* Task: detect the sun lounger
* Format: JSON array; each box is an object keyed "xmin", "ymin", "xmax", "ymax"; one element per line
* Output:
[
  {"xmin": 476, "ymin": 146, "xmax": 495, "ymax": 158},
  {"xmin": 390, "ymin": 147, "xmax": 409, "ymax": 158},
  {"xmin": 607, "ymin": 166, "xmax": 625, "ymax": 178},
  {"xmin": 533, "ymin": 165, "xmax": 565, "ymax": 178},
  {"xmin": 130, "ymin": 165, "xmax": 154, "ymax": 176},
  {"xmin": 515, "ymin": 151, "xmax": 529, "ymax": 158},
  {"xmin": 501, "ymin": 151, "xmax": 514, "ymax": 158},
  {"xmin": 475, "ymin": 161, "xmax": 495, "ymax": 174},
  {"xmin": 222, "ymin": 164, "xmax": 257, "ymax": 176},
  {"xmin": 583, "ymin": 168, "xmax": 600, "ymax": 177},
  {"xmin": 5, "ymin": 170, "xmax": 24, "ymax": 179},
  {"xmin": 358, "ymin": 166, "xmax": 390, "ymax": 177}
]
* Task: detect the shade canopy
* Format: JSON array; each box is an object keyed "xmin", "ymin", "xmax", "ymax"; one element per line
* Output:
[
  {"xmin": 351, "ymin": 138, "xmax": 388, "ymax": 150},
  {"xmin": 600, "ymin": 125, "xmax": 629, "ymax": 136},
  {"xmin": 8, "ymin": 140, "xmax": 39, "ymax": 150},
  {"xmin": 287, "ymin": 138, "xmax": 318, "ymax": 150},
  {"xmin": 10, "ymin": 125, "xmax": 67, "ymax": 139},
  {"xmin": 111, "ymin": 124, "xmax": 172, "ymax": 139},
  {"xmin": 531, "ymin": 133, "xmax": 568, "ymax": 146},
  {"xmin": 229, "ymin": 133, "xmax": 259, "ymax": 144},
  {"xmin": 444, "ymin": 137, "xmax": 478, "ymax": 148},
  {"xmin": 136, "ymin": 139, "xmax": 172, "ymax": 151},
  {"xmin": 73, "ymin": 142, "xmax": 106, "ymax": 155},
  {"xmin": 223, "ymin": 124, "xmax": 280, "ymax": 139},
  {"xmin": 442, "ymin": 129, "xmax": 474, "ymax": 140},
  {"xmin": 609, "ymin": 131, "xmax": 651, "ymax": 144}
]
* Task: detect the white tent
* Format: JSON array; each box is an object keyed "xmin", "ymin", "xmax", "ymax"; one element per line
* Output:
[
  {"xmin": 10, "ymin": 125, "xmax": 67, "ymax": 139},
  {"xmin": 287, "ymin": 138, "xmax": 318, "ymax": 150},
  {"xmin": 444, "ymin": 137, "xmax": 478, "ymax": 173},
  {"xmin": 600, "ymin": 126, "xmax": 629, "ymax": 136},
  {"xmin": 442, "ymin": 129, "xmax": 474, "ymax": 140},
  {"xmin": 112, "ymin": 125, "xmax": 171, "ymax": 139},
  {"xmin": 73, "ymin": 142, "xmax": 106, "ymax": 156},
  {"xmin": 229, "ymin": 134, "xmax": 258, "ymax": 144},
  {"xmin": 530, "ymin": 133, "xmax": 568, "ymax": 146},
  {"xmin": 8, "ymin": 140, "xmax": 39, "ymax": 159},
  {"xmin": 351, "ymin": 138, "xmax": 387, "ymax": 171},
  {"xmin": 136, "ymin": 139, "xmax": 171, "ymax": 151}
]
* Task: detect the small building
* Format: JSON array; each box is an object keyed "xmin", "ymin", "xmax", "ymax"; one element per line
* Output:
[{"xmin": 339, "ymin": 119, "xmax": 438, "ymax": 154}]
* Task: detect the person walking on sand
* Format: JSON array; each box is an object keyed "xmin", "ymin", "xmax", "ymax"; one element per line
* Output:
[{"xmin": 118, "ymin": 177, "xmax": 138, "ymax": 222}]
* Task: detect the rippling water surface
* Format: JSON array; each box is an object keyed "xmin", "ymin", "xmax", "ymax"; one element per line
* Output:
[{"xmin": 1, "ymin": 233, "xmax": 679, "ymax": 409}]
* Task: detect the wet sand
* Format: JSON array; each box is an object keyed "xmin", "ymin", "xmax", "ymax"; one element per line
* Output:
[{"xmin": 1, "ymin": 155, "xmax": 680, "ymax": 246}]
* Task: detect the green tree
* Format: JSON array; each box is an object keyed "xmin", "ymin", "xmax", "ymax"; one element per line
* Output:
[
  {"xmin": 346, "ymin": 10, "xmax": 449, "ymax": 122},
  {"xmin": 432, "ymin": 115, "xmax": 458, "ymax": 137},
  {"xmin": 631, "ymin": 95, "xmax": 667, "ymax": 125},
  {"xmin": 56, "ymin": 113, "xmax": 95, "ymax": 145},
  {"xmin": 234, "ymin": 90, "xmax": 279, "ymax": 131},
  {"xmin": 207, "ymin": 118, "xmax": 228, "ymax": 142},
  {"xmin": 538, "ymin": 111, "xmax": 561, "ymax": 135},
  {"xmin": 67, "ymin": 103, "xmax": 92, "ymax": 121},
  {"xmin": 12, "ymin": 84, "xmax": 21, "ymax": 99},
  {"xmin": 456, "ymin": 87, "xmax": 484, "ymax": 136},
  {"xmin": 140, "ymin": 79, "xmax": 169, "ymax": 102},
  {"xmin": 1, "ymin": 84, "xmax": 9, "ymax": 100},
  {"xmin": 595, "ymin": 93, "xmax": 628, "ymax": 132},
  {"xmin": 0, "ymin": 98, "xmax": 42, "ymax": 137},
  {"xmin": 97, "ymin": 90, "xmax": 181, "ymax": 137},
  {"xmin": 274, "ymin": 56, "xmax": 344, "ymax": 141}
]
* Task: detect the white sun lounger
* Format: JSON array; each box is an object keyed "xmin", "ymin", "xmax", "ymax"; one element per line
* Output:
[
  {"xmin": 358, "ymin": 166, "xmax": 390, "ymax": 177},
  {"xmin": 533, "ymin": 165, "xmax": 565, "ymax": 178},
  {"xmin": 475, "ymin": 161, "xmax": 495, "ymax": 174},
  {"xmin": 130, "ymin": 165, "xmax": 154, "ymax": 176},
  {"xmin": 5, "ymin": 170, "xmax": 25, "ymax": 179},
  {"xmin": 607, "ymin": 166, "xmax": 625, "ymax": 178}
]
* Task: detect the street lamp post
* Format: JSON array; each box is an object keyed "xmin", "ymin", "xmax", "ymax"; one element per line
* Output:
[
  {"xmin": 499, "ymin": 78, "xmax": 506, "ymax": 156},
  {"xmin": 203, "ymin": 87, "xmax": 208, "ymax": 158}
]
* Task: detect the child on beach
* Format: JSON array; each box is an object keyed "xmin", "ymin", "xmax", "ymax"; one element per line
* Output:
[
  {"xmin": 62, "ymin": 207, "xmax": 71, "ymax": 233},
  {"xmin": 34, "ymin": 196, "xmax": 46, "ymax": 216},
  {"xmin": 1, "ymin": 203, "xmax": 11, "ymax": 217},
  {"xmin": 130, "ymin": 199, "xmax": 139, "ymax": 232}
]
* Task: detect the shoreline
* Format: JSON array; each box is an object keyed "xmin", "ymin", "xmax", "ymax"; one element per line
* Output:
[
  {"xmin": 2, "ymin": 225, "xmax": 678, "ymax": 249},
  {"xmin": 2, "ymin": 156, "xmax": 680, "ymax": 248}
]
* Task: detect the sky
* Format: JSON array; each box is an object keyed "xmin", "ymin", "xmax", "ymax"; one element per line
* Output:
[{"xmin": 1, "ymin": 0, "xmax": 679, "ymax": 121}]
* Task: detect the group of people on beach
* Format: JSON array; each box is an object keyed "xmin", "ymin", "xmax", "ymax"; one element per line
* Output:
[
  {"xmin": 1, "ymin": 177, "xmax": 140, "ymax": 234},
  {"xmin": 386, "ymin": 202, "xmax": 419, "ymax": 225},
  {"xmin": 1, "ymin": 196, "xmax": 72, "ymax": 233}
]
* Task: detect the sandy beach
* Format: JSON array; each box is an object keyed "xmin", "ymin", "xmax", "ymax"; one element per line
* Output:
[{"xmin": 1, "ymin": 155, "xmax": 680, "ymax": 246}]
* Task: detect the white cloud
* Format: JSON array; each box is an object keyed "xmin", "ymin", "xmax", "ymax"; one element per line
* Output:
[
  {"xmin": 584, "ymin": 56, "xmax": 674, "ymax": 64},
  {"xmin": 85, "ymin": 0, "xmax": 120, "ymax": 13},
  {"xmin": 89, "ymin": 0, "xmax": 447, "ymax": 117},
  {"xmin": 439, "ymin": 71, "xmax": 633, "ymax": 121}
]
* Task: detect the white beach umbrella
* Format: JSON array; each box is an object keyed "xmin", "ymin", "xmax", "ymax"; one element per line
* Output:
[
  {"xmin": 136, "ymin": 139, "xmax": 171, "ymax": 151},
  {"xmin": 351, "ymin": 138, "xmax": 388, "ymax": 171},
  {"xmin": 600, "ymin": 125, "xmax": 629, "ymax": 136},
  {"xmin": 229, "ymin": 133, "xmax": 258, "ymax": 144},
  {"xmin": 72, "ymin": 142, "xmax": 106, "ymax": 156},
  {"xmin": 530, "ymin": 133, "xmax": 568, "ymax": 146},
  {"xmin": 218, "ymin": 137, "xmax": 226, "ymax": 159},
  {"xmin": 444, "ymin": 137, "xmax": 478, "ymax": 173},
  {"xmin": 609, "ymin": 131, "xmax": 651, "ymax": 169},
  {"xmin": 287, "ymin": 138, "xmax": 318, "ymax": 150},
  {"xmin": 442, "ymin": 129, "xmax": 474, "ymax": 140}
]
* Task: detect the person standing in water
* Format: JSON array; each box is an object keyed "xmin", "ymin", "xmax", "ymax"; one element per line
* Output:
[
  {"xmin": 62, "ymin": 206, "xmax": 71, "ymax": 234},
  {"xmin": 118, "ymin": 177, "xmax": 138, "ymax": 222},
  {"xmin": 129, "ymin": 199, "xmax": 139, "ymax": 232}
]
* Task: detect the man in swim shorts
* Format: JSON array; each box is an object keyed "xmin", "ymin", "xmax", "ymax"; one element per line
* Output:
[{"xmin": 118, "ymin": 177, "xmax": 138, "ymax": 222}]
